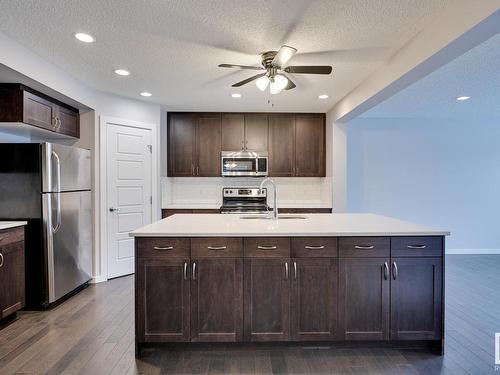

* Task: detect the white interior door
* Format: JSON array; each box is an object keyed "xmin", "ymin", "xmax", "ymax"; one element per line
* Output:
[{"xmin": 107, "ymin": 123, "xmax": 152, "ymax": 278}]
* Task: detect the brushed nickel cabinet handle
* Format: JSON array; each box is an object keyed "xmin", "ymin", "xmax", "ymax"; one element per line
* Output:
[
  {"xmin": 196, "ymin": 165, "xmax": 199, "ymax": 175},
  {"xmin": 383, "ymin": 262, "xmax": 388, "ymax": 280},
  {"xmin": 355, "ymin": 245, "xmax": 374, "ymax": 250},
  {"xmin": 305, "ymin": 245, "xmax": 325, "ymax": 250},
  {"xmin": 183, "ymin": 262, "xmax": 188, "ymax": 280},
  {"xmin": 407, "ymin": 245, "xmax": 426, "ymax": 249},
  {"xmin": 207, "ymin": 246, "xmax": 227, "ymax": 250},
  {"xmin": 392, "ymin": 262, "xmax": 398, "ymax": 280},
  {"xmin": 153, "ymin": 246, "xmax": 173, "ymax": 251},
  {"xmin": 257, "ymin": 245, "xmax": 277, "ymax": 250},
  {"xmin": 192, "ymin": 262, "xmax": 197, "ymax": 280},
  {"xmin": 284, "ymin": 262, "xmax": 289, "ymax": 280},
  {"xmin": 293, "ymin": 261, "xmax": 297, "ymax": 280},
  {"xmin": 191, "ymin": 164, "xmax": 195, "ymax": 176},
  {"xmin": 0, "ymin": 253, "xmax": 3, "ymax": 268}
]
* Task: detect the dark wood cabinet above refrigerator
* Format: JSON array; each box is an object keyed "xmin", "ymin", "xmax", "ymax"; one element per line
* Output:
[
  {"xmin": 0, "ymin": 84, "xmax": 80, "ymax": 139},
  {"xmin": 167, "ymin": 112, "xmax": 325, "ymax": 177}
]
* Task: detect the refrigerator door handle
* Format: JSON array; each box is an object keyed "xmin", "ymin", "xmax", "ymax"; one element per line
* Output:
[{"xmin": 52, "ymin": 151, "xmax": 62, "ymax": 233}]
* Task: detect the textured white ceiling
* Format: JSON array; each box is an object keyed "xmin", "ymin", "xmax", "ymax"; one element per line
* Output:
[
  {"xmin": 361, "ymin": 32, "xmax": 500, "ymax": 118},
  {"xmin": 0, "ymin": 0, "xmax": 453, "ymax": 112}
]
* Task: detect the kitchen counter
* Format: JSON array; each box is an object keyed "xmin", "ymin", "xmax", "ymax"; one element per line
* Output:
[
  {"xmin": 0, "ymin": 221, "xmax": 27, "ymax": 230},
  {"xmin": 130, "ymin": 213, "xmax": 449, "ymax": 237}
]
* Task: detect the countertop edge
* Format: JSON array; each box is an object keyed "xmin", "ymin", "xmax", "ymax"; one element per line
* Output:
[
  {"xmin": 0, "ymin": 221, "xmax": 28, "ymax": 230},
  {"xmin": 130, "ymin": 231, "xmax": 450, "ymax": 237}
]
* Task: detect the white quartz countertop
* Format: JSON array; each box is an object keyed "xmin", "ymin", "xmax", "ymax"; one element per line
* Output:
[
  {"xmin": 0, "ymin": 221, "xmax": 27, "ymax": 230},
  {"xmin": 130, "ymin": 213, "xmax": 449, "ymax": 237}
]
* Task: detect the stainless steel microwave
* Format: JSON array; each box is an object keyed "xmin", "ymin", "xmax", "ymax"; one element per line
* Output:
[{"xmin": 221, "ymin": 151, "xmax": 268, "ymax": 177}]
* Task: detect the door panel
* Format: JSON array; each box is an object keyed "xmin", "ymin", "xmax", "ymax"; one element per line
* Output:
[
  {"xmin": 43, "ymin": 191, "xmax": 92, "ymax": 302},
  {"xmin": 107, "ymin": 124, "xmax": 152, "ymax": 278},
  {"xmin": 56, "ymin": 105, "xmax": 79, "ymax": 137},
  {"xmin": 196, "ymin": 114, "xmax": 221, "ymax": 176},
  {"xmin": 339, "ymin": 258, "xmax": 390, "ymax": 340},
  {"xmin": 291, "ymin": 258, "xmax": 338, "ymax": 340},
  {"xmin": 0, "ymin": 241, "xmax": 25, "ymax": 318},
  {"xmin": 191, "ymin": 258, "xmax": 243, "ymax": 341},
  {"xmin": 244, "ymin": 114, "xmax": 268, "ymax": 151},
  {"xmin": 268, "ymin": 114, "xmax": 295, "ymax": 176},
  {"xmin": 391, "ymin": 257, "xmax": 442, "ymax": 340},
  {"xmin": 221, "ymin": 113, "xmax": 244, "ymax": 151},
  {"xmin": 136, "ymin": 258, "xmax": 190, "ymax": 342},
  {"xmin": 168, "ymin": 113, "xmax": 196, "ymax": 176},
  {"xmin": 23, "ymin": 91, "xmax": 54, "ymax": 131},
  {"xmin": 42, "ymin": 143, "xmax": 91, "ymax": 192},
  {"xmin": 295, "ymin": 114, "xmax": 325, "ymax": 176},
  {"xmin": 244, "ymin": 258, "xmax": 290, "ymax": 341}
]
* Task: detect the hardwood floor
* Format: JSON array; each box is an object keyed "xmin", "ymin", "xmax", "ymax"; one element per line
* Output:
[{"xmin": 0, "ymin": 255, "xmax": 498, "ymax": 374}]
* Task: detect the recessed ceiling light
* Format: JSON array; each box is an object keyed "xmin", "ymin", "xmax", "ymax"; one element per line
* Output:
[
  {"xmin": 456, "ymin": 96, "xmax": 471, "ymax": 101},
  {"xmin": 318, "ymin": 94, "xmax": 329, "ymax": 99},
  {"xmin": 231, "ymin": 93, "xmax": 242, "ymax": 98},
  {"xmin": 114, "ymin": 69, "xmax": 130, "ymax": 76},
  {"xmin": 140, "ymin": 92, "xmax": 152, "ymax": 97},
  {"xmin": 74, "ymin": 32, "xmax": 95, "ymax": 43}
]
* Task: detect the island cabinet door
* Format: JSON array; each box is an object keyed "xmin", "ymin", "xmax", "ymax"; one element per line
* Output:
[
  {"xmin": 190, "ymin": 258, "xmax": 243, "ymax": 342},
  {"xmin": 390, "ymin": 257, "xmax": 442, "ymax": 340},
  {"xmin": 136, "ymin": 258, "xmax": 190, "ymax": 342},
  {"xmin": 243, "ymin": 258, "xmax": 290, "ymax": 341},
  {"xmin": 338, "ymin": 258, "xmax": 390, "ymax": 340},
  {"xmin": 291, "ymin": 258, "xmax": 338, "ymax": 341}
]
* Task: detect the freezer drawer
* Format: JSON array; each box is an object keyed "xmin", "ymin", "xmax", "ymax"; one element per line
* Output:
[{"xmin": 42, "ymin": 190, "xmax": 92, "ymax": 303}]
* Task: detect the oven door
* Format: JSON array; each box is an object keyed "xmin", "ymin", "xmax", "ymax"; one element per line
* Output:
[{"xmin": 221, "ymin": 156, "xmax": 258, "ymax": 176}]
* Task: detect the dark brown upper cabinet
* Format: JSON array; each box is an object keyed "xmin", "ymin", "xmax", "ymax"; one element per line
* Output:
[
  {"xmin": 168, "ymin": 112, "xmax": 325, "ymax": 177},
  {"xmin": 0, "ymin": 84, "xmax": 80, "ymax": 138},
  {"xmin": 268, "ymin": 114, "xmax": 296, "ymax": 176},
  {"xmin": 168, "ymin": 113, "xmax": 221, "ymax": 177},
  {"xmin": 221, "ymin": 113, "xmax": 268, "ymax": 151},
  {"xmin": 295, "ymin": 114, "xmax": 325, "ymax": 176}
]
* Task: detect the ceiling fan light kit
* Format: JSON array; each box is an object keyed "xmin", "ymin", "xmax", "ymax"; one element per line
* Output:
[{"xmin": 219, "ymin": 45, "xmax": 332, "ymax": 95}]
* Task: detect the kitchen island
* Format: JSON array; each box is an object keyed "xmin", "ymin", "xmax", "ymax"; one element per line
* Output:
[{"xmin": 130, "ymin": 213, "xmax": 449, "ymax": 356}]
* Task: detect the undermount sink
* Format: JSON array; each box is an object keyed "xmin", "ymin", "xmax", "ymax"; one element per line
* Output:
[{"xmin": 240, "ymin": 215, "xmax": 308, "ymax": 220}]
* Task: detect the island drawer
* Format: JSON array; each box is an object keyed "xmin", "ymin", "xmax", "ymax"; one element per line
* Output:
[
  {"xmin": 391, "ymin": 236, "xmax": 443, "ymax": 257},
  {"xmin": 136, "ymin": 238, "xmax": 190, "ymax": 258},
  {"xmin": 244, "ymin": 237, "xmax": 290, "ymax": 257},
  {"xmin": 339, "ymin": 237, "xmax": 390, "ymax": 257},
  {"xmin": 0, "ymin": 227, "xmax": 24, "ymax": 247},
  {"xmin": 191, "ymin": 237, "xmax": 243, "ymax": 257},
  {"xmin": 291, "ymin": 237, "xmax": 338, "ymax": 257}
]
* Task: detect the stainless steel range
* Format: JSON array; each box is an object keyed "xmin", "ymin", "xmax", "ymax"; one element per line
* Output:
[{"xmin": 219, "ymin": 187, "xmax": 269, "ymax": 214}]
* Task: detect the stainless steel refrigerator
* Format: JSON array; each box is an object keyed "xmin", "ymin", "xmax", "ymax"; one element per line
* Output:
[{"xmin": 0, "ymin": 142, "xmax": 92, "ymax": 308}]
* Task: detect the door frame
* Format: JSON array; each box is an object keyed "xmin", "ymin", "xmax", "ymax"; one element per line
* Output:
[{"xmin": 98, "ymin": 116, "xmax": 160, "ymax": 282}]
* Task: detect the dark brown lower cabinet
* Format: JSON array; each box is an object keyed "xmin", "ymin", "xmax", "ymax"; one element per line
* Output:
[
  {"xmin": 390, "ymin": 257, "xmax": 442, "ymax": 340},
  {"xmin": 244, "ymin": 258, "xmax": 290, "ymax": 341},
  {"xmin": 339, "ymin": 258, "xmax": 390, "ymax": 340},
  {"xmin": 136, "ymin": 258, "xmax": 190, "ymax": 342},
  {"xmin": 191, "ymin": 258, "xmax": 243, "ymax": 342},
  {"xmin": 291, "ymin": 258, "xmax": 338, "ymax": 341},
  {"xmin": 0, "ymin": 240, "xmax": 25, "ymax": 319}
]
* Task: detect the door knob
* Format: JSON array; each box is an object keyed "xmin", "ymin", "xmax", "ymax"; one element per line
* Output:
[{"xmin": 109, "ymin": 207, "xmax": 120, "ymax": 212}]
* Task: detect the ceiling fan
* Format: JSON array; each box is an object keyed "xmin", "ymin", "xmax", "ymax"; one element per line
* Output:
[{"xmin": 218, "ymin": 45, "xmax": 332, "ymax": 95}]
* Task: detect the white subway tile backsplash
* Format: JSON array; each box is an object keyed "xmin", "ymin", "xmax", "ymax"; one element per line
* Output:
[{"xmin": 162, "ymin": 177, "xmax": 332, "ymax": 209}]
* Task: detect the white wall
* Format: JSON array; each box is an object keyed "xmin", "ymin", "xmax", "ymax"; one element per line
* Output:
[{"xmin": 347, "ymin": 117, "xmax": 500, "ymax": 252}]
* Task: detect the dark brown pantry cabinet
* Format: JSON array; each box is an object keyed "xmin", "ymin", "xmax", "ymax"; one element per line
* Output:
[
  {"xmin": 167, "ymin": 113, "xmax": 221, "ymax": 176},
  {"xmin": 135, "ymin": 235, "xmax": 444, "ymax": 356},
  {"xmin": 0, "ymin": 226, "xmax": 25, "ymax": 320},
  {"xmin": 0, "ymin": 84, "xmax": 80, "ymax": 138}
]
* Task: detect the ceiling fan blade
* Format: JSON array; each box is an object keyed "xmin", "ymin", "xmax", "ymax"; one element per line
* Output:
[
  {"xmin": 218, "ymin": 64, "xmax": 264, "ymax": 70},
  {"xmin": 283, "ymin": 75, "xmax": 296, "ymax": 90},
  {"xmin": 272, "ymin": 45, "xmax": 297, "ymax": 67},
  {"xmin": 232, "ymin": 73, "xmax": 267, "ymax": 87},
  {"xmin": 284, "ymin": 66, "xmax": 332, "ymax": 74}
]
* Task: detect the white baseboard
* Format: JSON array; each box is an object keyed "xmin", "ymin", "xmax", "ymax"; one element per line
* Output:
[
  {"xmin": 446, "ymin": 248, "xmax": 500, "ymax": 255},
  {"xmin": 90, "ymin": 275, "xmax": 108, "ymax": 284}
]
